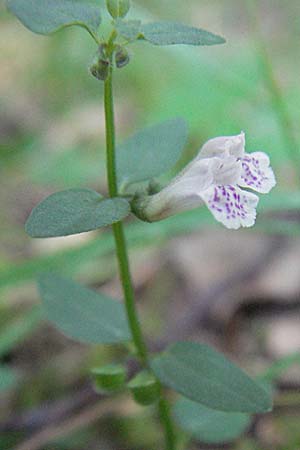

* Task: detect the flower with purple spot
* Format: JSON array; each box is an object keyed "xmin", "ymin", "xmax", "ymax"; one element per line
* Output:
[{"xmin": 136, "ymin": 132, "xmax": 276, "ymax": 229}]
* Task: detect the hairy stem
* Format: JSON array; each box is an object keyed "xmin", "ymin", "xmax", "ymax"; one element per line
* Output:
[{"xmin": 103, "ymin": 63, "xmax": 177, "ymax": 450}]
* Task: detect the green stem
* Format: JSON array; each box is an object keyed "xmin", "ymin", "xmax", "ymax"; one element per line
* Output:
[
  {"xmin": 103, "ymin": 62, "xmax": 177, "ymax": 450},
  {"xmin": 86, "ymin": 28, "xmax": 101, "ymax": 45},
  {"xmin": 158, "ymin": 398, "xmax": 177, "ymax": 450},
  {"xmin": 113, "ymin": 223, "xmax": 148, "ymax": 363},
  {"xmin": 104, "ymin": 67, "xmax": 148, "ymax": 364}
]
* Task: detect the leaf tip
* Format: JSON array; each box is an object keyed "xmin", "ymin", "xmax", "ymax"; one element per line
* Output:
[{"xmin": 216, "ymin": 35, "xmax": 226, "ymax": 45}]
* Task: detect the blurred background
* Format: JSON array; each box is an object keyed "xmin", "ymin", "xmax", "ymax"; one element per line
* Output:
[{"xmin": 1, "ymin": 0, "xmax": 300, "ymax": 448}]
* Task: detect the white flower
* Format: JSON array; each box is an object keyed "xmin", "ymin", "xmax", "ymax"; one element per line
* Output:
[{"xmin": 138, "ymin": 132, "xmax": 276, "ymax": 229}]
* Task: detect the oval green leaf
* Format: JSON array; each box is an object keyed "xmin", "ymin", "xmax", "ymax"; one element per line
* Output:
[
  {"xmin": 25, "ymin": 189, "xmax": 130, "ymax": 238},
  {"xmin": 141, "ymin": 21, "xmax": 225, "ymax": 46},
  {"xmin": 151, "ymin": 342, "xmax": 273, "ymax": 413},
  {"xmin": 116, "ymin": 118, "xmax": 188, "ymax": 187},
  {"xmin": 38, "ymin": 274, "xmax": 131, "ymax": 344},
  {"xmin": 6, "ymin": 0, "xmax": 102, "ymax": 36},
  {"xmin": 174, "ymin": 397, "xmax": 251, "ymax": 444}
]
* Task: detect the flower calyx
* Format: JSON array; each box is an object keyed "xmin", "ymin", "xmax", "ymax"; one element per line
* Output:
[
  {"xmin": 89, "ymin": 44, "xmax": 111, "ymax": 81},
  {"xmin": 131, "ymin": 194, "xmax": 153, "ymax": 223},
  {"xmin": 115, "ymin": 45, "xmax": 130, "ymax": 69},
  {"xmin": 130, "ymin": 180, "xmax": 163, "ymax": 222}
]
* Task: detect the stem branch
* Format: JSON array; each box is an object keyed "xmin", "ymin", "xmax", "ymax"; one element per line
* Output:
[{"xmin": 158, "ymin": 398, "xmax": 178, "ymax": 450}]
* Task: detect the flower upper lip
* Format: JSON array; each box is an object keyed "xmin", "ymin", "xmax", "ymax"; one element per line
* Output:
[{"xmin": 198, "ymin": 131, "xmax": 246, "ymax": 160}]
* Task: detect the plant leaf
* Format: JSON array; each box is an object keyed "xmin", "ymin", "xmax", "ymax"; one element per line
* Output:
[
  {"xmin": 6, "ymin": 0, "xmax": 102, "ymax": 36},
  {"xmin": 151, "ymin": 342, "xmax": 273, "ymax": 413},
  {"xmin": 117, "ymin": 118, "xmax": 188, "ymax": 187},
  {"xmin": 140, "ymin": 21, "xmax": 225, "ymax": 46},
  {"xmin": 38, "ymin": 274, "xmax": 131, "ymax": 344},
  {"xmin": 25, "ymin": 188, "xmax": 130, "ymax": 238},
  {"xmin": 115, "ymin": 19, "xmax": 142, "ymax": 40},
  {"xmin": 174, "ymin": 397, "xmax": 251, "ymax": 444}
]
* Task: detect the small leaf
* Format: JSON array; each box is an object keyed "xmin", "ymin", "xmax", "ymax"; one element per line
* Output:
[
  {"xmin": 117, "ymin": 118, "xmax": 188, "ymax": 187},
  {"xmin": 174, "ymin": 397, "xmax": 251, "ymax": 444},
  {"xmin": 140, "ymin": 21, "xmax": 225, "ymax": 46},
  {"xmin": 38, "ymin": 274, "xmax": 131, "ymax": 344},
  {"xmin": 106, "ymin": 0, "xmax": 130, "ymax": 19},
  {"xmin": 6, "ymin": 0, "xmax": 102, "ymax": 36},
  {"xmin": 116, "ymin": 19, "xmax": 142, "ymax": 40},
  {"xmin": 0, "ymin": 366, "xmax": 18, "ymax": 393},
  {"xmin": 128, "ymin": 370, "xmax": 161, "ymax": 406},
  {"xmin": 25, "ymin": 189, "xmax": 130, "ymax": 238},
  {"xmin": 151, "ymin": 342, "xmax": 273, "ymax": 413},
  {"xmin": 91, "ymin": 364, "xmax": 127, "ymax": 393}
]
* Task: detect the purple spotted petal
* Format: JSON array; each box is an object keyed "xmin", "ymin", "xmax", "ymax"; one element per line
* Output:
[
  {"xmin": 200, "ymin": 185, "xmax": 259, "ymax": 230},
  {"xmin": 238, "ymin": 152, "xmax": 276, "ymax": 194}
]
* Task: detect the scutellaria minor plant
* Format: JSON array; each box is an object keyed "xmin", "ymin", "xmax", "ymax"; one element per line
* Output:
[{"xmin": 7, "ymin": 0, "xmax": 275, "ymax": 448}]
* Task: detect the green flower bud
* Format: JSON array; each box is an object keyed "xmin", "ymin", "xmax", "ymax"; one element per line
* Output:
[
  {"xmin": 89, "ymin": 55, "xmax": 110, "ymax": 81},
  {"xmin": 91, "ymin": 364, "xmax": 127, "ymax": 393},
  {"xmin": 128, "ymin": 371, "xmax": 160, "ymax": 406},
  {"xmin": 115, "ymin": 46, "xmax": 130, "ymax": 69},
  {"xmin": 106, "ymin": 0, "xmax": 130, "ymax": 19}
]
